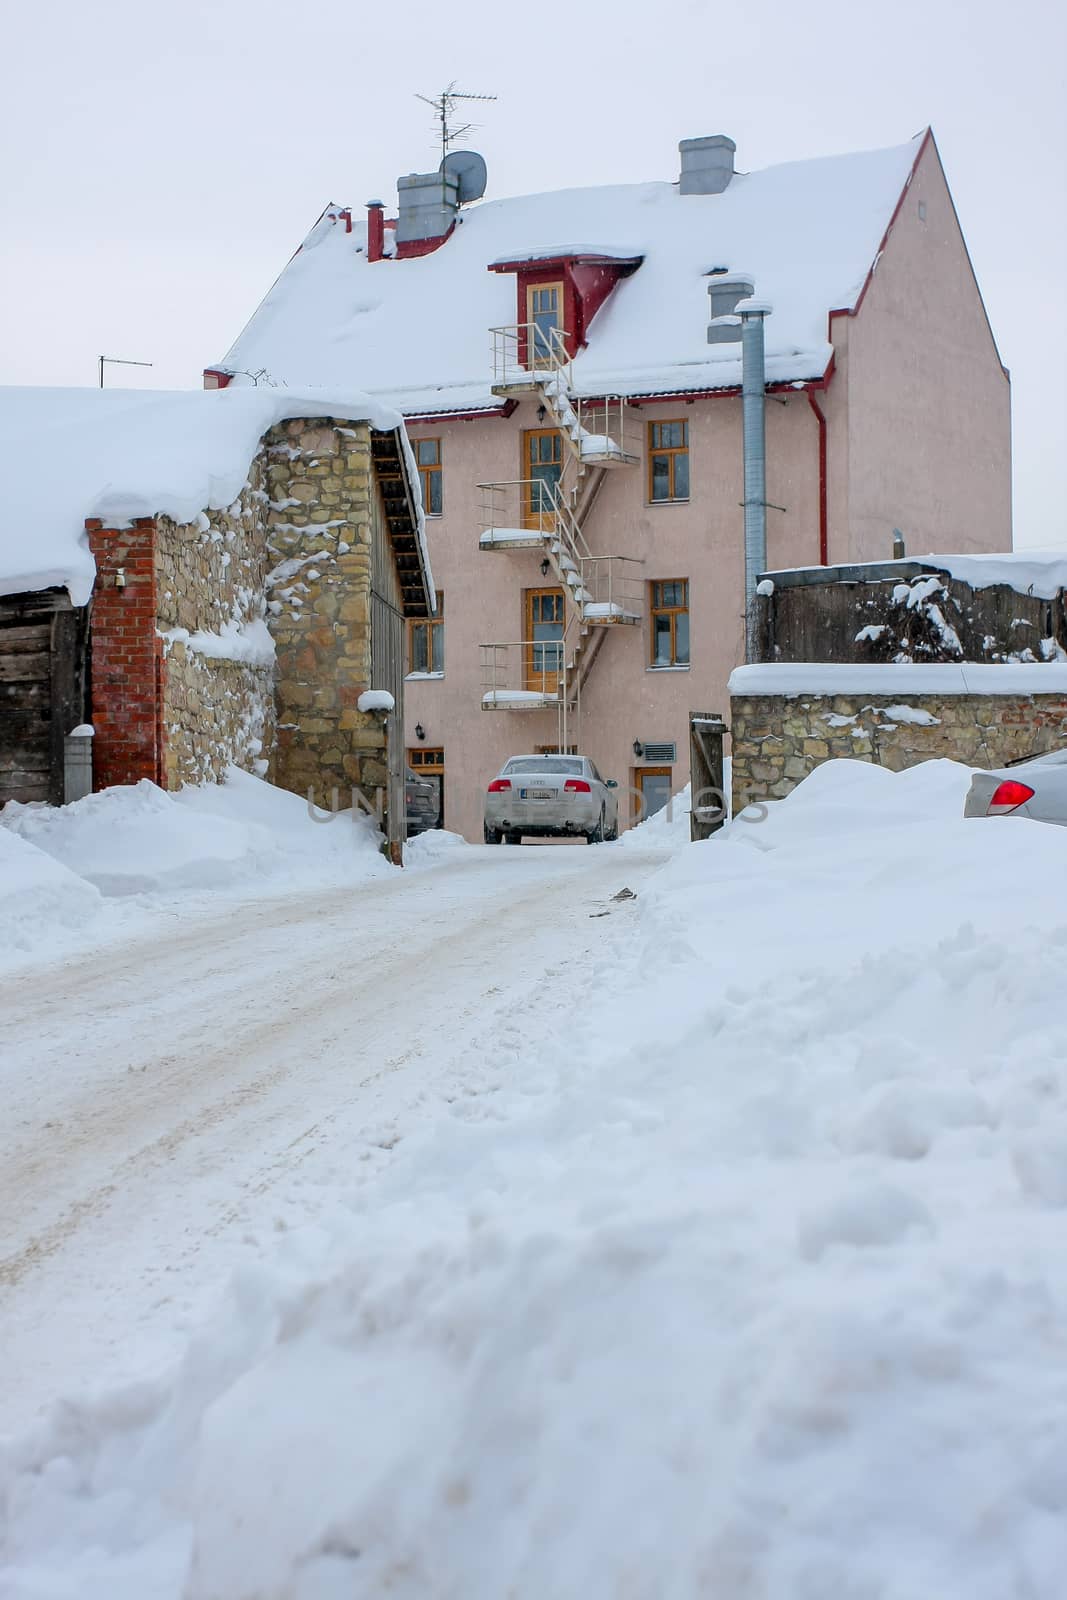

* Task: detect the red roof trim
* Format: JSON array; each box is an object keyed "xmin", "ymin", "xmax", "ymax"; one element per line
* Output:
[
  {"xmin": 404, "ymin": 399, "xmax": 518, "ymax": 425},
  {"xmin": 488, "ymin": 253, "xmax": 642, "ymax": 275},
  {"xmin": 826, "ymin": 129, "xmax": 930, "ymax": 336}
]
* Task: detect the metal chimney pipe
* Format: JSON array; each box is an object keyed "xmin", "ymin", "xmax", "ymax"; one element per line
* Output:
[{"xmin": 739, "ymin": 296, "xmax": 772, "ymax": 661}]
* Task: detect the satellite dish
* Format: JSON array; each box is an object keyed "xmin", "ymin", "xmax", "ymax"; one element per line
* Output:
[{"xmin": 441, "ymin": 149, "xmax": 487, "ymax": 204}]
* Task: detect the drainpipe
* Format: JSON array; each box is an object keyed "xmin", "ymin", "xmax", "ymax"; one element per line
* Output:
[
  {"xmin": 806, "ymin": 387, "xmax": 829, "ymax": 565},
  {"xmin": 738, "ymin": 296, "xmax": 772, "ymax": 661}
]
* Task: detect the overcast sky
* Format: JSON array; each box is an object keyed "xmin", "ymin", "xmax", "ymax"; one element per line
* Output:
[{"xmin": 2, "ymin": 0, "xmax": 1063, "ymax": 547}]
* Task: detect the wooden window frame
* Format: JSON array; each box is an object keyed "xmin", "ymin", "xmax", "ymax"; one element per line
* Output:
[
  {"xmin": 407, "ymin": 746, "xmax": 444, "ymax": 773},
  {"xmin": 414, "ymin": 437, "xmax": 442, "ymax": 516},
  {"xmin": 647, "ymin": 419, "xmax": 690, "ymax": 503},
  {"xmin": 407, "ymin": 591, "xmax": 444, "ymax": 676},
  {"xmin": 649, "ymin": 579, "xmax": 690, "ymax": 668}
]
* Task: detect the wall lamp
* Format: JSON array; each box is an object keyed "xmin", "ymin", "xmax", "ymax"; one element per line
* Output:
[
  {"xmin": 536, "ymin": 403, "xmax": 547, "ymax": 423},
  {"xmin": 633, "ymin": 739, "xmax": 644, "ymax": 759},
  {"xmin": 415, "ymin": 723, "xmax": 426, "ymax": 741},
  {"xmin": 540, "ymin": 557, "xmax": 551, "ymax": 576}
]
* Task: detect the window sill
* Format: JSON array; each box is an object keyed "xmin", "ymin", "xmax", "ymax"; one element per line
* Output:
[
  {"xmin": 423, "ymin": 512, "xmax": 443, "ymax": 519},
  {"xmin": 405, "ymin": 671, "xmax": 445, "ymax": 681},
  {"xmin": 646, "ymin": 664, "xmax": 690, "ymax": 673},
  {"xmin": 647, "ymin": 498, "xmax": 690, "ymax": 507}
]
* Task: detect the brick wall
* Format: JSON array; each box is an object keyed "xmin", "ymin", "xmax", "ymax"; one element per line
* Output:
[
  {"xmin": 86, "ymin": 518, "xmax": 165, "ymax": 789},
  {"xmin": 730, "ymin": 684, "xmax": 1067, "ymax": 811}
]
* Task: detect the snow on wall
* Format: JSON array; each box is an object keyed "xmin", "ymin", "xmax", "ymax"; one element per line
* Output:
[
  {"xmin": 218, "ymin": 138, "xmax": 922, "ymax": 413},
  {"xmin": 729, "ymin": 662, "xmax": 1067, "ymax": 696},
  {"xmin": 0, "ymin": 385, "xmax": 421, "ymax": 607}
]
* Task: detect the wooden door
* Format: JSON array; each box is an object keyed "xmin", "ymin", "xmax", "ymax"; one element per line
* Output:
[
  {"xmin": 524, "ymin": 588, "xmax": 565, "ymax": 694},
  {"xmin": 522, "ymin": 429, "xmax": 563, "ymax": 530}
]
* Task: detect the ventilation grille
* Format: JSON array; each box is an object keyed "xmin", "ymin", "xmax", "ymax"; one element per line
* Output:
[{"xmin": 642, "ymin": 741, "xmax": 677, "ymax": 764}]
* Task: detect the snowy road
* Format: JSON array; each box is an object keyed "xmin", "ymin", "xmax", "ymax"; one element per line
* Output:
[{"xmin": 0, "ymin": 841, "xmax": 665, "ymax": 1436}]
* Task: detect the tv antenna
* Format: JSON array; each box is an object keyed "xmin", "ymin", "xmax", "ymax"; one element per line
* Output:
[{"xmin": 415, "ymin": 82, "xmax": 497, "ymax": 166}]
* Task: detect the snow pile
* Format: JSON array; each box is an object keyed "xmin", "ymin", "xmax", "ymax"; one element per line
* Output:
[
  {"xmin": 356, "ymin": 689, "xmax": 395, "ymax": 713},
  {"xmin": 1, "ymin": 769, "xmax": 388, "ymax": 900},
  {"xmin": 730, "ymin": 660, "xmax": 1067, "ymax": 696},
  {"xmin": 618, "ymin": 781, "xmax": 692, "ymax": 847},
  {"xmin": 0, "ymin": 828, "xmax": 101, "ymax": 956},
  {"xmin": 5, "ymin": 759, "xmax": 1067, "ymax": 1598},
  {"xmin": 404, "ymin": 827, "xmax": 468, "ymax": 867},
  {"xmin": 0, "ymin": 385, "xmax": 429, "ymax": 608}
]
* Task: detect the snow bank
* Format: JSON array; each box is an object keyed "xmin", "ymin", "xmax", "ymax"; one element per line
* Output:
[
  {"xmin": 403, "ymin": 827, "xmax": 468, "ymax": 868},
  {"xmin": 618, "ymin": 781, "xmax": 692, "ymax": 847},
  {"xmin": 0, "ymin": 828, "xmax": 101, "ymax": 959},
  {"xmin": 1, "ymin": 769, "xmax": 388, "ymax": 900},
  {"xmin": 6, "ymin": 758, "xmax": 1067, "ymax": 1598},
  {"xmin": 0, "ymin": 385, "xmax": 420, "ymax": 607}
]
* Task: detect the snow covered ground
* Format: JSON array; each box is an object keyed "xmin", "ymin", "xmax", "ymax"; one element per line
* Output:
[{"xmin": 3, "ymin": 758, "xmax": 1067, "ymax": 1598}]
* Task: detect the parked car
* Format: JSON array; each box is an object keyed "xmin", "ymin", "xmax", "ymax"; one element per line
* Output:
[
  {"xmin": 964, "ymin": 748, "xmax": 1067, "ymax": 826},
  {"xmin": 484, "ymin": 754, "xmax": 619, "ymax": 844},
  {"xmin": 405, "ymin": 766, "xmax": 439, "ymax": 836}
]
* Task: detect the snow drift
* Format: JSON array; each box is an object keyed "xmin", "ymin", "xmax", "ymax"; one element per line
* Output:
[{"xmin": 3, "ymin": 758, "xmax": 1067, "ymax": 1599}]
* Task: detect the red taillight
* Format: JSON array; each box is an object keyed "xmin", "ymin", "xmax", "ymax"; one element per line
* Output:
[
  {"xmin": 987, "ymin": 779, "xmax": 1035, "ymax": 815},
  {"xmin": 564, "ymin": 779, "xmax": 591, "ymax": 793},
  {"xmin": 487, "ymin": 778, "xmax": 511, "ymax": 793}
]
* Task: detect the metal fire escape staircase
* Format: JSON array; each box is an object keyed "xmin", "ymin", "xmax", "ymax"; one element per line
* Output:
[{"xmin": 480, "ymin": 324, "xmax": 642, "ymax": 730}]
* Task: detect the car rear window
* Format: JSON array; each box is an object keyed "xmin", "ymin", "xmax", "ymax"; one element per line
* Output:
[{"xmin": 504, "ymin": 758, "xmax": 584, "ymax": 776}]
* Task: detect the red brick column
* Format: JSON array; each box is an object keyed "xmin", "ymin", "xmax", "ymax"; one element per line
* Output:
[{"xmin": 86, "ymin": 518, "xmax": 166, "ymax": 789}]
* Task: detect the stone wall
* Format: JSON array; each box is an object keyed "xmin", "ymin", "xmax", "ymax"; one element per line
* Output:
[
  {"xmin": 263, "ymin": 420, "xmax": 388, "ymax": 804},
  {"xmin": 731, "ymin": 686, "xmax": 1067, "ymax": 810},
  {"xmin": 156, "ymin": 452, "xmax": 275, "ymax": 787}
]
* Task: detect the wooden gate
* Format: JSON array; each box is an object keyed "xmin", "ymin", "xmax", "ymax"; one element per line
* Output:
[
  {"xmin": 0, "ymin": 590, "xmax": 89, "ymax": 806},
  {"xmin": 689, "ymin": 711, "xmax": 727, "ymax": 841}
]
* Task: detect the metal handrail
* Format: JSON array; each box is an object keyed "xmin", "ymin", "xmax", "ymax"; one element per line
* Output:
[
  {"xmin": 580, "ymin": 554, "xmax": 645, "ymax": 619},
  {"xmin": 490, "ymin": 322, "xmax": 573, "ymax": 388}
]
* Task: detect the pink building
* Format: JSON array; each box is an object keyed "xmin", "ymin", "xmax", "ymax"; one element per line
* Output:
[{"xmin": 208, "ymin": 128, "xmax": 1010, "ymax": 840}]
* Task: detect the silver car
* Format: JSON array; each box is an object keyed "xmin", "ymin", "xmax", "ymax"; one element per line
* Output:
[
  {"xmin": 484, "ymin": 754, "xmax": 620, "ymax": 844},
  {"xmin": 964, "ymin": 747, "xmax": 1067, "ymax": 825}
]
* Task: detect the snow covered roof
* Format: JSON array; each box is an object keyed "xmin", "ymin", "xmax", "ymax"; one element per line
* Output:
[
  {"xmin": 0, "ymin": 386, "xmax": 430, "ymax": 607},
  {"xmin": 730, "ymin": 662, "xmax": 1067, "ymax": 697},
  {"xmin": 765, "ymin": 552, "xmax": 1067, "ymax": 601},
  {"xmin": 217, "ymin": 136, "xmax": 925, "ymax": 415}
]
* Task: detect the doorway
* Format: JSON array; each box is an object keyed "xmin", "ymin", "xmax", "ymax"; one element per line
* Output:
[
  {"xmin": 524, "ymin": 587, "xmax": 565, "ymax": 694},
  {"xmin": 408, "ymin": 746, "xmax": 444, "ymax": 827},
  {"xmin": 634, "ymin": 766, "xmax": 672, "ymax": 823},
  {"xmin": 522, "ymin": 428, "xmax": 563, "ymax": 530},
  {"xmin": 527, "ymin": 281, "xmax": 563, "ymax": 366}
]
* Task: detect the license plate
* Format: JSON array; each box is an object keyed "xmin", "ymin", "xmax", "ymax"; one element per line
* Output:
[{"xmin": 521, "ymin": 788, "xmax": 552, "ymax": 800}]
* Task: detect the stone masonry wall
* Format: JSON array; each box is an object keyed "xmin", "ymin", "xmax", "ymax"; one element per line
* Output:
[
  {"xmin": 155, "ymin": 450, "xmax": 275, "ymax": 787},
  {"xmin": 731, "ymin": 691, "xmax": 1067, "ymax": 810},
  {"xmin": 264, "ymin": 420, "xmax": 388, "ymax": 804}
]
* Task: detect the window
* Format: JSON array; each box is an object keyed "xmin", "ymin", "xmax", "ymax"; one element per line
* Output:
[
  {"xmin": 526, "ymin": 282, "xmax": 563, "ymax": 365},
  {"xmin": 415, "ymin": 438, "xmax": 442, "ymax": 515},
  {"xmin": 648, "ymin": 420, "xmax": 689, "ymax": 502},
  {"xmin": 408, "ymin": 591, "xmax": 444, "ymax": 675},
  {"xmin": 650, "ymin": 580, "xmax": 689, "ymax": 667}
]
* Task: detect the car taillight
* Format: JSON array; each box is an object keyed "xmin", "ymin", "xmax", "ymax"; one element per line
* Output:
[
  {"xmin": 564, "ymin": 779, "xmax": 591, "ymax": 793},
  {"xmin": 487, "ymin": 778, "xmax": 511, "ymax": 793},
  {"xmin": 987, "ymin": 779, "xmax": 1035, "ymax": 815}
]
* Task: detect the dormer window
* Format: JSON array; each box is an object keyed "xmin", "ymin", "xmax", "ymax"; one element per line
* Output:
[{"xmin": 490, "ymin": 253, "xmax": 643, "ymax": 363}]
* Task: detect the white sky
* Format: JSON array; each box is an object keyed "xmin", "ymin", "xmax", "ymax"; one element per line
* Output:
[{"xmin": 1, "ymin": 0, "xmax": 1063, "ymax": 547}]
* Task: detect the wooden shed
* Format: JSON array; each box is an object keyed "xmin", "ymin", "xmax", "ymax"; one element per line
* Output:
[{"xmin": 0, "ymin": 589, "xmax": 90, "ymax": 806}]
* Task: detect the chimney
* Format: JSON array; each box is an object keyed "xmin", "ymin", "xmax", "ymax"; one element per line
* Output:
[
  {"xmin": 366, "ymin": 200, "xmax": 385, "ymax": 263},
  {"xmin": 706, "ymin": 272, "xmax": 754, "ymax": 344},
  {"xmin": 679, "ymin": 135, "xmax": 736, "ymax": 195},
  {"xmin": 395, "ymin": 169, "xmax": 460, "ymax": 256}
]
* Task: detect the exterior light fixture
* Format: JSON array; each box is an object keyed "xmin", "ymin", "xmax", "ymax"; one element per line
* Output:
[
  {"xmin": 415, "ymin": 723, "xmax": 426, "ymax": 741},
  {"xmin": 540, "ymin": 557, "xmax": 551, "ymax": 576},
  {"xmin": 114, "ymin": 567, "xmax": 126, "ymax": 589},
  {"xmin": 633, "ymin": 739, "xmax": 644, "ymax": 759},
  {"xmin": 536, "ymin": 403, "xmax": 547, "ymax": 423}
]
